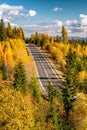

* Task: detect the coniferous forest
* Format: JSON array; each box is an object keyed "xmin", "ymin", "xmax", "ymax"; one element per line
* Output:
[{"xmin": 0, "ymin": 19, "xmax": 87, "ymax": 130}]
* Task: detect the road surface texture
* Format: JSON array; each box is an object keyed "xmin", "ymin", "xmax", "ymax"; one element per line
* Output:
[{"xmin": 27, "ymin": 44, "xmax": 64, "ymax": 93}]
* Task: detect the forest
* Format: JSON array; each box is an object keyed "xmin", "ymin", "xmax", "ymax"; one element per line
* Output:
[{"xmin": 0, "ymin": 19, "xmax": 87, "ymax": 130}]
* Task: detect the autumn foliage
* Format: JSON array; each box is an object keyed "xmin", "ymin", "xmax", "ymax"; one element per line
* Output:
[
  {"xmin": 0, "ymin": 87, "xmax": 34, "ymax": 130},
  {"xmin": 0, "ymin": 39, "xmax": 30, "ymax": 81}
]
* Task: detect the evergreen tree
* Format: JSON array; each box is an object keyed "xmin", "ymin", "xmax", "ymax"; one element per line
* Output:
[
  {"xmin": 12, "ymin": 27, "xmax": 17, "ymax": 39},
  {"xmin": 13, "ymin": 62, "xmax": 27, "ymax": 94},
  {"xmin": 83, "ymin": 76, "xmax": 87, "ymax": 94},
  {"xmin": 0, "ymin": 19, "xmax": 7, "ymax": 41},
  {"xmin": 40, "ymin": 37, "xmax": 46, "ymax": 48},
  {"xmin": 17, "ymin": 27, "xmax": 25, "ymax": 39},
  {"xmin": 7, "ymin": 22, "xmax": 13, "ymax": 38},
  {"xmin": 62, "ymin": 48, "xmax": 77, "ymax": 119},
  {"xmin": 55, "ymin": 35, "xmax": 59, "ymax": 42},
  {"xmin": 48, "ymin": 83, "xmax": 61, "ymax": 130},
  {"xmin": 2, "ymin": 64, "xmax": 7, "ymax": 80},
  {"xmin": 30, "ymin": 77, "xmax": 41, "ymax": 103},
  {"xmin": 34, "ymin": 32, "xmax": 40, "ymax": 45},
  {"xmin": 0, "ymin": 62, "xmax": 7, "ymax": 80},
  {"xmin": 61, "ymin": 26, "xmax": 68, "ymax": 44}
]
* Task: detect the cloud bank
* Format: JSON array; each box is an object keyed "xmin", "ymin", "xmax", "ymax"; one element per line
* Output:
[{"xmin": 24, "ymin": 14, "xmax": 87, "ymax": 38}]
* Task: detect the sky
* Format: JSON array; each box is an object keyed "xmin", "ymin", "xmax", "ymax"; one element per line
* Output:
[{"xmin": 0, "ymin": 0, "xmax": 87, "ymax": 38}]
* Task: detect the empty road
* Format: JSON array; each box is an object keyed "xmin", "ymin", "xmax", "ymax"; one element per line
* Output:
[{"xmin": 27, "ymin": 44, "xmax": 63, "ymax": 93}]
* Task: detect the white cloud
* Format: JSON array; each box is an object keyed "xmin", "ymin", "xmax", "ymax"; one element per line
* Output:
[
  {"xmin": 65, "ymin": 19, "xmax": 78, "ymax": 26},
  {"xmin": 8, "ymin": 10, "xmax": 19, "ymax": 15},
  {"xmin": 10, "ymin": 23, "xmax": 18, "ymax": 27},
  {"xmin": 80, "ymin": 14, "xmax": 87, "ymax": 26},
  {"xmin": 0, "ymin": 3, "xmax": 37, "ymax": 29},
  {"xmin": 23, "ymin": 21, "xmax": 63, "ymax": 37},
  {"xmin": 52, "ymin": 7, "xmax": 63, "ymax": 12},
  {"xmin": 80, "ymin": 14, "xmax": 87, "ymax": 18},
  {"xmin": 0, "ymin": 3, "xmax": 24, "ymax": 17},
  {"xmin": 28, "ymin": 10, "xmax": 37, "ymax": 16},
  {"xmin": 0, "ymin": 11, "xmax": 4, "ymax": 19},
  {"xmin": 4, "ymin": 18, "xmax": 10, "ymax": 22},
  {"xmin": 0, "ymin": 3, "xmax": 24, "ymax": 10},
  {"xmin": 53, "ymin": 20, "xmax": 63, "ymax": 27}
]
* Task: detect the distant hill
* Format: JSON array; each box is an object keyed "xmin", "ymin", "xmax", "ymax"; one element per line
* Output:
[{"xmin": 68, "ymin": 36, "xmax": 87, "ymax": 40}]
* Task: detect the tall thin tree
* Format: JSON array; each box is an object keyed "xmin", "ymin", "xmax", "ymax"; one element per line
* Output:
[
  {"xmin": 0, "ymin": 19, "xmax": 7, "ymax": 41},
  {"xmin": 48, "ymin": 83, "xmax": 61, "ymax": 130},
  {"xmin": 61, "ymin": 26, "xmax": 68, "ymax": 44},
  {"xmin": 13, "ymin": 62, "xmax": 27, "ymax": 94},
  {"xmin": 7, "ymin": 22, "xmax": 13, "ymax": 38},
  {"xmin": 62, "ymin": 48, "xmax": 77, "ymax": 120}
]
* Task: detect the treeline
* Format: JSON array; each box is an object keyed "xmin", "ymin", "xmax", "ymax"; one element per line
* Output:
[
  {"xmin": 26, "ymin": 26, "xmax": 87, "ymax": 46},
  {"xmin": 0, "ymin": 19, "xmax": 24, "ymax": 41},
  {"xmin": 25, "ymin": 26, "xmax": 68, "ymax": 45}
]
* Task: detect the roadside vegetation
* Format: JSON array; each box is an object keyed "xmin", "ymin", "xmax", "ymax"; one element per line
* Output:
[{"xmin": 0, "ymin": 19, "xmax": 87, "ymax": 130}]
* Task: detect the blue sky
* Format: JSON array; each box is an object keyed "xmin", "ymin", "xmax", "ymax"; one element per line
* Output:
[{"xmin": 0, "ymin": 0, "xmax": 87, "ymax": 37}]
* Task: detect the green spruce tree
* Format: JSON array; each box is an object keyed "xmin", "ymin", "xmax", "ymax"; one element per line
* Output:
[
  {"xmin": 83, "ymin": 76, "xmax": 87, "ymax": 94},
  {"xmin": 0, "ymin": 62, "xmax": 7, "ymax": 80},
  {"xmin": 2, "ymin": 64, "xmax": 7, "ymax": 80},
  {"xmin": 6, "ymin": 22, "xmax": 13, "ymax": 38},
  {"xmin": 17, "ymin": 27, "xmax": 25, "ymax": 39},
  {"xmin": 48, "ymin": 83, "xmax": 61, "ymax": 130},
  {"xmin": 62, "ymin": 48, "xmax": 77, "ymax": 120},
  {"xmin": 12, "ymin": 27, "xmax": 17, "ymax": 39},
  {"xmin": 0, "ymin": 19, "xmax": 7, "ymax": 41},
  {"xmin": 30, "ymin": 77, "xmax": 41, "ymax": 103},
  {"xmin": 13, "ymin": 62, "xmax": 27, "ymax": 94}
]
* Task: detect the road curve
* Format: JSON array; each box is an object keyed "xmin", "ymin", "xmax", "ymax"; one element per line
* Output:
[{"xmin": 27, "ymin": 44, "xmax": 64, "ymax": 93}]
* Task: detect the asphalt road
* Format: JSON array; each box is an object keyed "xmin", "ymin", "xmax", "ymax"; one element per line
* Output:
[{"xmin": 27, "ymin": 44, "xmax": 64, "ymax": 93}]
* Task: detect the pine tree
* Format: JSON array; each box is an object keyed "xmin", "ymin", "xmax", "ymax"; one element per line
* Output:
[
  {"xmin": 12, "ymin": 27, "xmax": 17, "ymax": 39},
  {"xmin": 61, "ymin": 26, "xmax": 68, "ymax": 44},
  {"xmin": 83, "ymin": 76, "xmax": 87, "ymax": 94},
  {"xmin": 13, "ymin": 62, "xmax": 27, "ymax": 94},
  {"xmin": 17, "ymin": 27, "xmax": 25, "ymax": 39},
  {"xmin": 7, "ymin": 22, "xmax": 13, "ymax": 38},
  {"xmin": 35, "ymin": 32, "xmax": 40, "ymax": 46},
  {"xmin": 2, "ymin": 64, "xmax": 7, "ymax": 80},
  {"xmin": 62, "ymin": 48, "xmax": 77, "ymax": 118},
  {"xmin": 55, "ymin": 35, "xmax": 59, "ymax": 42},
  {"xmin": 47, "ymin": 83, "xmax": 61, "ymax": 130},
  {"xmin": 0, "ymin": 62, "xmax": 7, "ymax": 80},
  {"xmin": 30, "ymin": 77, "xmax": 41, "ymax": 103},
  {"xmin": 0, "ymin": 19, "xmax": 7, "ymax": 41}
]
